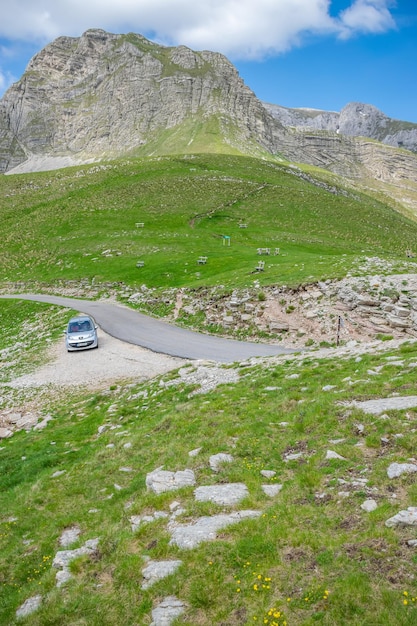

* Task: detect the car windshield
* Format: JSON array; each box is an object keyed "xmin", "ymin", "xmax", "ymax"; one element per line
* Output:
[{"xmin": 69, "ymin": 320, "xmax": 92, "ymax": 333}]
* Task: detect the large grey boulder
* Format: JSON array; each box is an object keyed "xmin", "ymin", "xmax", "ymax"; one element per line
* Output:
[
  {"xmin": 150, "ymin": 596, "xmax": 186, "ymax": 626},
  {"xmin": 168, "ymin": 510, "xmax": 262, "ymax": 549},
  {"xmin": 385, "ymin": 507, "xmax": 417, "ymax": 527},
  {"xmin": 194, "ymin": 483, "xmax": 249, "ymax": 506},
  {"xmin": 142, "ymin": 560, "xmax": 182, "ymax": 590},
  {"xmin": 146, "ymin": 468, "xmax": 196, "ymax": 494},
  {"xmin": 16, "ymin": 595, "xmax": 42, "ymax": 619},
  {"xmin": 387, "ymin": 463, "xmax": 417, "ymax": 479}
]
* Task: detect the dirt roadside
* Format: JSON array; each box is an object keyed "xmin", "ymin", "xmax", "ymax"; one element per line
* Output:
[{"xmin": 6, "ymin": 328, "xmax": 186, "ymax": 390}]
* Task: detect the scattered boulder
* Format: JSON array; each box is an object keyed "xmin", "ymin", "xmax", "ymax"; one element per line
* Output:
[
  {"xmin": 260, "ymin": 470, "xmax": 276, "ymax": 479},
  {"xmin": 142, "ymin": 560, "xmax": 183, "ymax": 590},
  {"xmin": 387, "ymin": 463, "xmax": 417, "ymax": 479},
  {"xmin": 52, "ymin": 538, "xmax": 99, "ymax": 587},
  {"xmin": 150, "ymin": 596, "xmax": 186, "ymax": 626},
  {"xmin": 168, "ymin": 511, "xmax": 261, "ymax": 549},
  {"xmin": 361, "ymin": 499, "xmax": 378, "ymax": 512},
  {"xmin": 59, "ymin": 526, "xmax": 81, "ymax": 547},
  {"xmin": 385, "ymin": 507, "xmax": 417, "ymax": 527},
  {"xmin": 209, "ymin": 453, "xmax": 234, "ymax": 472},
  {"xmin": 146, "ymin": 468, "xmax": 196, "ymax": 494},
  {"xmin": 194, "ymin": 483, "xmax": 249, "ymax": 506},
  {"xmin": 347, "ymin": 396, "xmax": 417, "ymax": 415},
  {"xmin": 326, "ymin": 450, "xmax": 347, "ymax": 461},
  {"xmin": 130, "ymin": 511, "xmax": 169, "ymax": 532},
  {"xmin": 16, "ymin": 595, "xmax": 42, "ymax": 619},
  {"xmin": 262, "ymin": 484, "xmax": 283, "ymax": 497}
]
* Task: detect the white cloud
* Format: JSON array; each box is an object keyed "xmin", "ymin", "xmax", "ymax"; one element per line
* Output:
[
  {"xmin": 0, "ymin": 0, "xmax": 397, "ymax": 60},
  {"xmin": 338, "ymin": 0, "xmax": 397, "ymax": 38}
]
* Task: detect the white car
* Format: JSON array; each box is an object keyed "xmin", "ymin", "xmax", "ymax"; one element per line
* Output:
[{"xmin": 64, "ymin": 315, "xmax": 98, "ymax": 351}]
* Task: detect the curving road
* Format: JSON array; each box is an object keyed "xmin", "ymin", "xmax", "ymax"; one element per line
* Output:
[{"xmin": 0, "ymin": 294, "xmax": 296, "ymax": 362}]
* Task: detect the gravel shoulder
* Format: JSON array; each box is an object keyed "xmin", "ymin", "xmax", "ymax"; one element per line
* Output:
[{"xmin": 7, "ymin": 328, "xmax": 186, "ymax": 390}]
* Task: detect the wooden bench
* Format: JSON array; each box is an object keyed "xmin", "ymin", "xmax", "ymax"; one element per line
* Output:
[
  {"xmin": 257, "ymin": 248, "xmax": 270, "ymax": 255},
  {"xmin": 136, "ymin": 261, "xmax": 145, "ymax": 267},
  {"xmin": 197, "ymin": 256, "xmax": 208, "ymax": 265},
  {"xmin": 135, "ymin": 222, "xmax": 144, "ymax": 228},
  {"xmin": 239, "ymin": 223, "xmax": 247, "ymax": 228},
  {"xmin": 274, "ymin": 247, "xmax": 280, "ymax": 255},
  {"xmin": 255, "ymin": 261, "xmax": 265, "ymax": 272}
]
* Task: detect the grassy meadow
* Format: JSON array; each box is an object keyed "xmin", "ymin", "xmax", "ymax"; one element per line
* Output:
[
  {"xmin": 1, "ymin": 154, "xmax": 417, "ymax": 293},
  {"xmin": 2, "ymin": 153, "xmax": 417, "ymax": 624},
  {"xmin": 1, "ymin": 300, "xmax": 417, "ymax": 624}
]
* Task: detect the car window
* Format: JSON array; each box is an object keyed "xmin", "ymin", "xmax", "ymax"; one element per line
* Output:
[{"xmin": 69, "ymin": 320, "xmax": 92, "ymax": 332}]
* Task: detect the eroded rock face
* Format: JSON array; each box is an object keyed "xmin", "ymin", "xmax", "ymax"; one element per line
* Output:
[
  {"xmin": 1, "ymin": 29, "xmax": 417, "ymax": 213},
  {"xmin": 265, "ymin": 101, "xmax": 417, "ymax": 153},
  {"xmin": 0, "ymin": 29, "xmax": 282, "ymax": 173}
]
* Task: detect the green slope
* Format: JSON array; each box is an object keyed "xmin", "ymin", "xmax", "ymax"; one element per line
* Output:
[
  {"xmin": 1, "ymin": 300, "xmax": 417, "ymax": 624},
  {"xmin": 1, "ymin": 153, "xmax": 416, "ymax": 291}
]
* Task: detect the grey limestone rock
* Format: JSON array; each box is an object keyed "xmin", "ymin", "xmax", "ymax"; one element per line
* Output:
[
  {"xmin": 150, "ymin": 596, "xmax": 186, "ymax": 626},
  {"xmin": 146, "ymin": 468, "xmax": 196, "ymax": 494},
  {"xmin": 168, "ymin": 510, "xmax": 261, "ymax": 549},
  {"xmin": 16, "ymin": 595, "xmax": 42, "ymax": 619},
  {"xmin": 194, "ymin": 483, "xmax": 249, "ymax": 506},
  {"xmin": 262, "ymin": 484, "xmax": 283, "ymax": 497},
  {"xmin": 387, "ymin": 462, "xmax": 417, "ymax": 479},
  {"xmin": 142, "ymin": 560, "xmax": 183, "ymax": 590},
  {"xmin": 52, "ymin": 538, "xmax": 99, "ymax": 587},
  {"xmin": 385, "ymin": 507, "xmax": 417, "ymax": 527},
  {"xmin": 347, "ymin": 396, "xmax": 417, "ymax": 415},
  {"xmin": 59, "ymin": 526, "xmax": 81, "ymax": 547},
  {"xmin": 209, "ymin": 453, "xmax": 234, "ymax": 472},
  {"xmin": 326, "ymin": 450, "xmax": 347, "ymax": 461},
  {"xmin": 361, "ymin": 499, "xmax": 378, "ymax": 512}
]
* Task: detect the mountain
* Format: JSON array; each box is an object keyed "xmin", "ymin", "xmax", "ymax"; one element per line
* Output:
[
  {"xmin": 1, "ymin": 29, "xmax": 417, "ymax": 215},
  {"xmin": 0, "ymin": 29, "xmax": 283, "ymax": 173},
  {"xmin": 264, "ymin": 101, "xmax": 417, "ymax": 153}
]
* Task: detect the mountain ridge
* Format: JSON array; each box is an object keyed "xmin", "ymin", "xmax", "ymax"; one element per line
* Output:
[
  {"xmin": 1, "ymin": 28, "xmax": 417, "ymax": 214},
  {"xmin": 264, "ymin": 101, "xmax": 417, "ymax": 153}
]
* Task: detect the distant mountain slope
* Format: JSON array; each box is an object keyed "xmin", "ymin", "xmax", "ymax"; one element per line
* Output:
[
  {"xmin": 0, "ymin": 29, "xmax": 283, "ymax": 173},
  {"xmin": 264, "ymin": 101, "xmax": 417, "ymax": 153},
  {"xmin": 0, "ymin": 28, "xmax": 417, "ymax": 216}
]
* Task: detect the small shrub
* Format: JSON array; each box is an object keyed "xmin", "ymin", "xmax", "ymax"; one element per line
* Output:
[{"xmin": 375, "ymin": 333, "xmax": 393, "ymax": 341}]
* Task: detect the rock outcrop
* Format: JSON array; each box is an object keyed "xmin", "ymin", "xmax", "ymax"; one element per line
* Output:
[
  {"xmin": 265, "ymin": 101, "xmax": 417, "ymax": 154},
  {"xmin": 1, "ymin": 28, "xmax": 417, "ymax": 215},
  {"xmin": 0, "ymin": 29, "xmax": 283, "ymax": 172}
]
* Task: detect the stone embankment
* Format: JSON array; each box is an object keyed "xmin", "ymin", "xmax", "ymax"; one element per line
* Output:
[{"xmin": 128, "ymin": 271, "xmax": 417, "ymax": 348}]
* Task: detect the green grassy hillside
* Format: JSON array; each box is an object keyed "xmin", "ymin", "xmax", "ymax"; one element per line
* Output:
[
  {"xmin": 2, "ymin": 154, "xmax": 417, "ymax": 624},
  {"xmin": 1, "ymin": 301, "xmax": 417, "ymax": 624},
  {"xmin": 1, "ymin": 153, "xmax": 416, "ymax": 291}
]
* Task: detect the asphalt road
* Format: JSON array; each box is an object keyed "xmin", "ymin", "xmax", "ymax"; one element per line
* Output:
[{"xmin": 0, "ymin": 294, "xmax": 296, "ymax": 362}]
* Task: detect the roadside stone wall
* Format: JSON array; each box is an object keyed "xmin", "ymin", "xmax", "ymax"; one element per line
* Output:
[{"xmin": 127, "ymin": 271, "xmax": 417, "ymax": 348}]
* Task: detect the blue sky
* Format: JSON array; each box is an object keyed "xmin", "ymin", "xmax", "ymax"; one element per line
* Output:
[{"xmin": 0, "ymin": 1, "xmax": 416, "ymax": 122}]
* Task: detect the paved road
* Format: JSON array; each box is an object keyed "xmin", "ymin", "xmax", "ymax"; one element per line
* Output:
[{"xmin": 0, "ymin": 294, "xmax": 296, "ymax": 362}]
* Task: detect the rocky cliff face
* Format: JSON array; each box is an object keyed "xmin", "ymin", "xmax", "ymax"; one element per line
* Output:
[
  {"xmin": 265, "ymin": 101, "xmax": 417, "ymax": 153},
  {"xmin": 0, "ymin": 29, "xmax": 283, "ymax": 172},
  {"xmin": 1, "ymin": 28, "xmax": 417, "ymax": 216}
]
